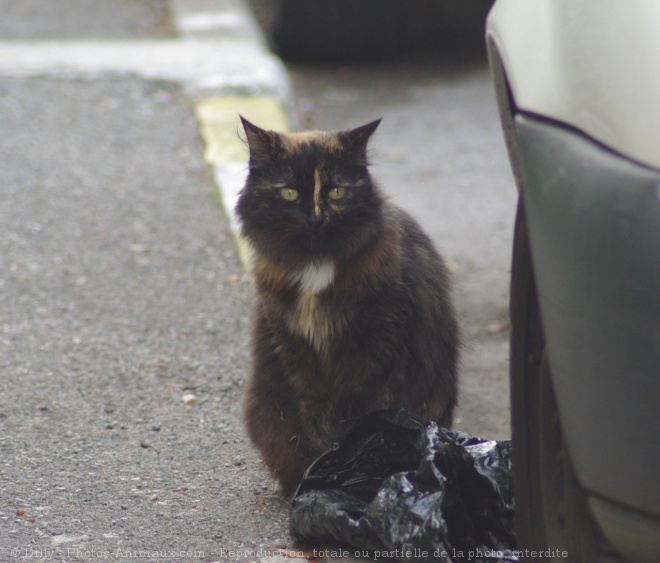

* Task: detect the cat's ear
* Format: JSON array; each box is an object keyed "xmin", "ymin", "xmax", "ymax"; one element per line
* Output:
[
  {"xmin": 240, "ymin": 116, "xmax": 279, "ymax": 168},
  {"xmin": 348, "ymin": 119, "xmax": 382, "ymax": 143},
  {"xmin": 340, "ymin": 118, "xmax": 382, "ymax": 165}
]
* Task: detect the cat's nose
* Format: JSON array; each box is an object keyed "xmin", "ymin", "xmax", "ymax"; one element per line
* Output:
[{"xmin": 306, "ymin": 213, "xmax": 328, "ymax": 228}]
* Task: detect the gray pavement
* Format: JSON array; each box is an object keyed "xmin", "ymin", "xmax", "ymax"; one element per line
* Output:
[
  {"xmin": 0, "ymin": 0, "xmax": 172, "ymax": 39},
  {"xmin": 1, "ymin": 75, "xmax": 288, "ymax": 562},
  {"xmin": 0, "ymin": 2, "xmax": 293, "ymax": 562},
  {"xmin": 1, "ymin": 1, "xmax": 515, "ymax": 562}
]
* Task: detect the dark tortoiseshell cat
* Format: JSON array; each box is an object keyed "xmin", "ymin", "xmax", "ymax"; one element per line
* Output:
[{"xmin": 236, "ymin": 117, "xmax": 460, "ymax": 495}]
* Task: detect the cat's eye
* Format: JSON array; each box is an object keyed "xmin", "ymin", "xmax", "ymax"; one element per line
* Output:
[
  {"xmin": 328, "ymin": 187, "xmax": 346, "ymax": 200},
  {"xmin": 279, "ymin": 188, "xmax": 299, "ymax": 201}
]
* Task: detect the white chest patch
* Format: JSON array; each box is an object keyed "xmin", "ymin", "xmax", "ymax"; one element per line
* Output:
[
  {"xmin": 285, "ymin": 260, "xmax": 340, "ymax": 351},
  {"xmin": 293, "ymin": 260, "xmax": 335, "ymax": 294}
]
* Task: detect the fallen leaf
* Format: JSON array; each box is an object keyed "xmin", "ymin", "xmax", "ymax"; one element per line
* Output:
[
  {"xmin": 470, "ymin": 321, "xmax": 510, "ymax": 335},
  {"xmin": 129, "ymin": 243, "xmax": 150, "ymax": 253},
  {"xmin": 485, "ymin": 321, "xmax": 510, "ymax": 334},
  {"xmin": 145, "ymin": 361, "xmax": 170, "ymax": 369}
]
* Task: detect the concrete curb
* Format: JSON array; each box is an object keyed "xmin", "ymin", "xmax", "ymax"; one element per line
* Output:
[{"xmin": 0, "ymin": 39, "xmax": 289, "ymax": 98}]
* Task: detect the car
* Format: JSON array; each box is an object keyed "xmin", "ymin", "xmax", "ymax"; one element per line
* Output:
[
  {"xmin": 260, "ymin": 0, "xmax": 493, "ymax": 61},
  {"xmin": 486, "ymin": 1, "xmax": 660, "ymax": 561}
]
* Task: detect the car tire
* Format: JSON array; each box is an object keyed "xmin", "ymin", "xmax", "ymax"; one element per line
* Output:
[
  {"xmin": 271, "ymin": 0, "xmax": 404, "ymax": 62},
  {"xmin": 509, "ymin": 198, "xmax": 624, "ymax": 562}
]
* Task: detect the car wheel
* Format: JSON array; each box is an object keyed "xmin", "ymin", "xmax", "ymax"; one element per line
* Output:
[
  {"xmin": 509, "ymin": 198, "xmax": 624, "ymax": 562},
  {"xmin": 271, "ymin": 0, "xmax": 404, "ymax": 62}
]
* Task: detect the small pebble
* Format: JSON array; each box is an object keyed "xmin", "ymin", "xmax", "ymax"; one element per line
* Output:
[{"xmin": 181, "ymin": 393, "xmax": 197, "ymax": 405}]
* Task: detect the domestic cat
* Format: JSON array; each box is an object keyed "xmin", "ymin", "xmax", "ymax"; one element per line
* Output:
[{"xmin": 236, "ymin": 117, "xmax": 460, "ymax": 495}]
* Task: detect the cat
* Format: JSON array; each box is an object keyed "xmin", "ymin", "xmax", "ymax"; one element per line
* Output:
[{"xmin": 235, "ymin": 116, "xmax": 460, "ymax": 495}]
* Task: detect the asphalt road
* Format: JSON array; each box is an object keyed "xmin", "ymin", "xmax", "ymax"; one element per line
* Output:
[
  {"xmin": 0, "ymin": 2, "xmax": 292, "ymax": 562},
  {"xmin": 1, "ymin": 2, "xmax": 517, "ymax": 562},
  {"xmin": 0, "ymin": 0, "xmax": 171, "ymax": 39}
]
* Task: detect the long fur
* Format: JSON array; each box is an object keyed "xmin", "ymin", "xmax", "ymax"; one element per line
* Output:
[{"xmin": 236, "ymin": 118, "xmax": 460, "ymax": 494}]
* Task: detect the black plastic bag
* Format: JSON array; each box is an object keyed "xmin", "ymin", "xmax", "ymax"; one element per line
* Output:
[{"xmin": 290, "ymin": 409, "xmax": 517, "ymax": 562}]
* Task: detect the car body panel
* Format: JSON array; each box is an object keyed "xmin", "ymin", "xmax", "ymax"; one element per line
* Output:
[
  {"xmin": 487, "ymin": 0, "xmax": 660, "ymax": 171},
  {"xmin": 514, "ymin": 114, "xmax": 660, "ymax": 518},
  {"xmin": 486, "ymin": 0, "xmax": 660, "ymax": 554}
]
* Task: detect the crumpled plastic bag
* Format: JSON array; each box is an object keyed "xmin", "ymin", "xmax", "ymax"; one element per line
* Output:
[{"xmin": 290, "ymin": 409, "xmax": 517, "ymax": 562}]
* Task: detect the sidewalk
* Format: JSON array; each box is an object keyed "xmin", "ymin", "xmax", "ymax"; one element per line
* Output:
[
  {"xmin": 0, "ymin": 1, "xmax": 322, "ymax": 562},
  {"xmin": 0, "ymin": 0, "xmax": 294, "ymax": 229}
]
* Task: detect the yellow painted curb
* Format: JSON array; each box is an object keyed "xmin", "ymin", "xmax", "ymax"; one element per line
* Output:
[
  {"xmin": 195, "ymin": 96, "xmax": 292, "ymax": 166},
  {"xmin": 194, "ymin": 96, "xmax": 292, "ymax": 268}
]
